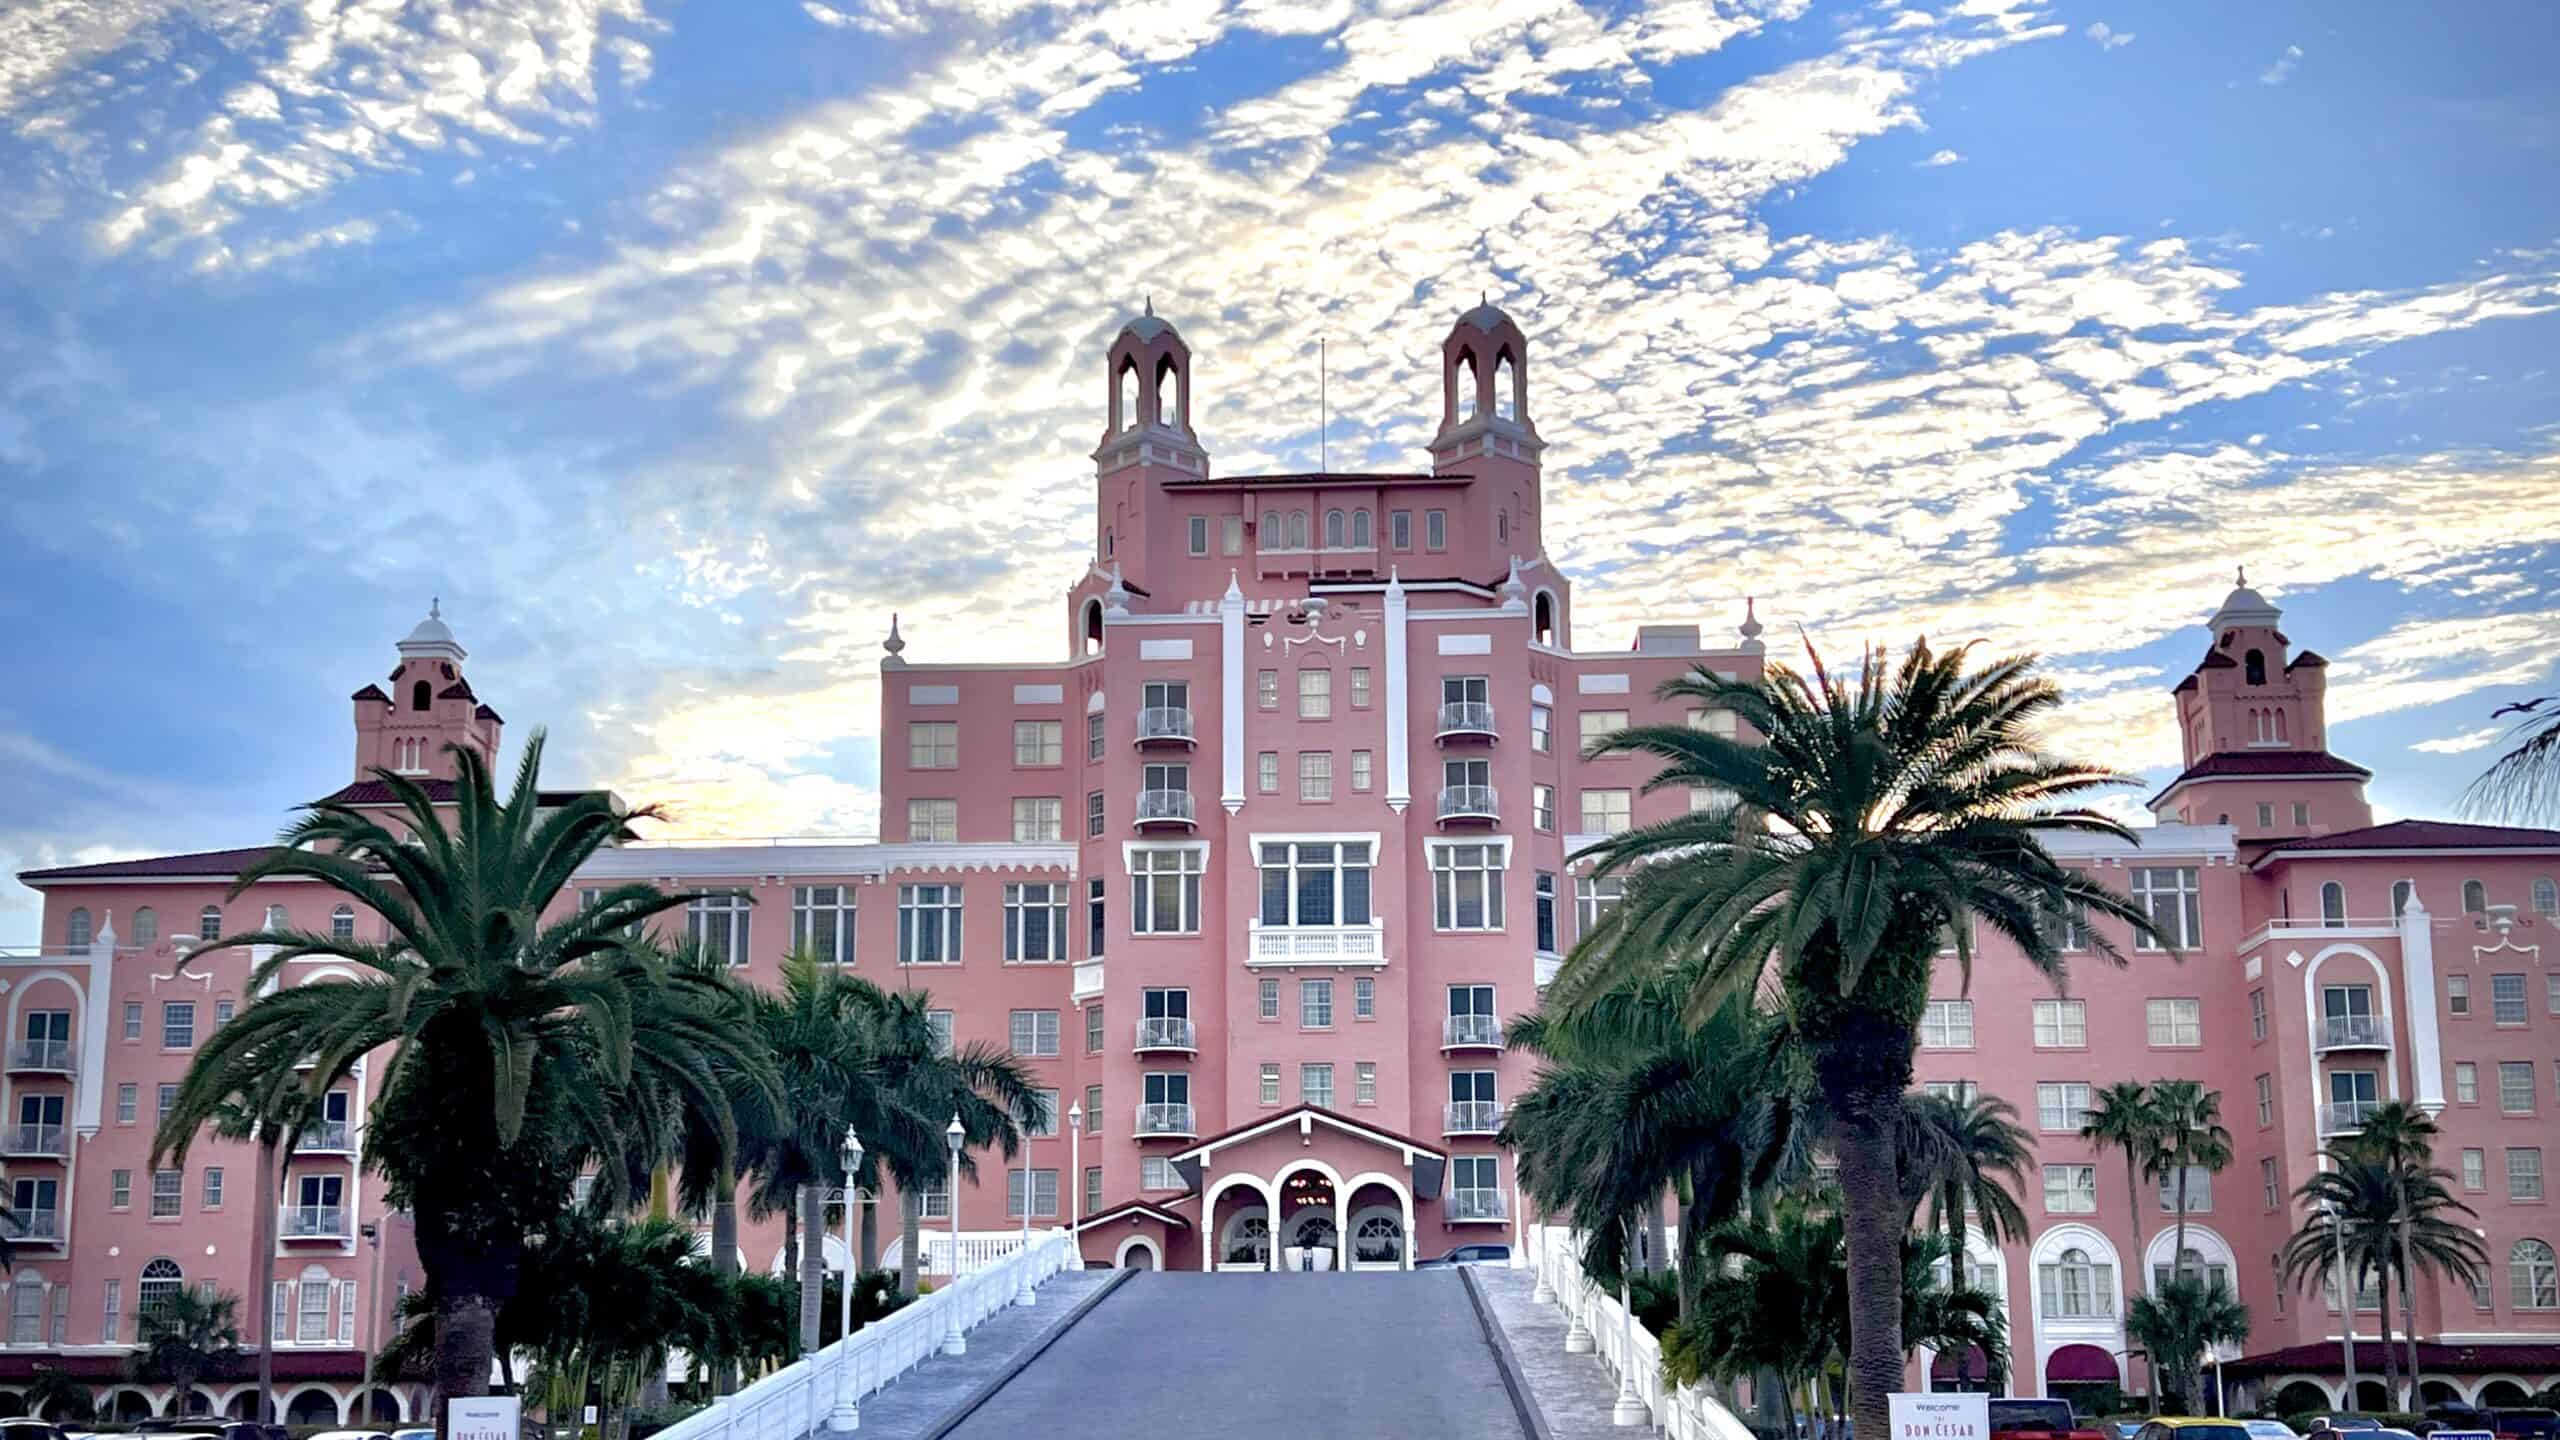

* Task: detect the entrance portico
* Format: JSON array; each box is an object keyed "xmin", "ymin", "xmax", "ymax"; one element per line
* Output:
[{"xmin": 1174, "ymin": 1105, "xmax": 1446, "ymax": 1272}]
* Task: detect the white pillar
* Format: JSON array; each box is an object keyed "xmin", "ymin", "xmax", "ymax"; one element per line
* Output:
[
  {"xmin": 1332, "ymin": 1185, "xmax": 1346, "ymax": 1273},
  {"xmin": 1400, "ymin": 1187, "xmax": 1417, "ymax": 1272},
  {"xmin": 1612, "ymin": 1274, "xmax": 1649, "ymax": 1425},
  {"xmin": 1266, "ymin": 1181, "xmax": 1282, "ymax": 1272},
  {"xmin": 1220, "ymin": 572, "xmax": 1246, "ymax": 814},
  {"xmin": 2401, "ymin": 898, "xmax": 2446, "ymax": 1112},
  {"xmin": 1384, "ymin": 572, "xmax": 1410, "ymax": 812}
]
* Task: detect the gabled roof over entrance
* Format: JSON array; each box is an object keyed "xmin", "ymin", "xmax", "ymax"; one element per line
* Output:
[
  {"xmin": 1074, "ymin": 1200, "xmax": 1192, "ymax": 1233},
  {"xmin": 1169, "ymin": 1103, "xmax": 1447, "ymax": 1166}
]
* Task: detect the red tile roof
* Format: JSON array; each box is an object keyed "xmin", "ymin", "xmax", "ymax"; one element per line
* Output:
[
  {"xmin": 1161, "ymin": 471, "xmax": 1461, "ymax": 488},
  {"xmin": 350, "ymin": 683, "xmax": 390, "ymax": 702},
  {"xmin": 315, "ymin": 778, "xmax": 609, "ymax": 807},
  {"xmin": 19, "ymin": 845, "xmax": 287, "ymax": 883},
  {"xmin": 2262, "ymin": 818, "xmax": 2560, "ymax": 854},
  {"xmin": 2149, "ymin": 748, "xmax": 2372, "ymax": 806},
  {"xmin": 1169, "ymin": 1102, "xmax": 1449, "ymax": 1162}
]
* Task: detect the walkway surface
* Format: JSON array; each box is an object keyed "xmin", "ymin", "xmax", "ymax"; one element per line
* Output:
[
  {"xmin": 1473, "ymin": 1264, "xmax": 1639, "ymax": 1440},
  {"xmin": 933, "ymin": 1269, "xmax": 1527, "ymax": 1439},
  {"xmin": 844, "ymin": 1268, "xmax": 1116, "ymax": 1438}
]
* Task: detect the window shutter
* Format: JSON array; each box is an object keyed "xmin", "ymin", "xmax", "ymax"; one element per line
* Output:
[
  {"xmin": 272, "ymin": 1281, "xmax": 289, "ymax": 1344},
  {"xmin": 338, "ymin": 1279, "xmax": 357, "ymax": 1345}
]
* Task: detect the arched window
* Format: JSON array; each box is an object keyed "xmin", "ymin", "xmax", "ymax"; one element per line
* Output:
[
  {"xmin": 2513, "ymin": 1239, "xmax": 2557, "ymax": 1310},
  {"xmin": 1354, "ymin": 1213, "xmax": 1403, "ymax": 1264},
  {"xmin": 198, "ymin": 906, "xmax": 222, "ymax": 941},
  {"xmin": 2533, "ymin": 876, "xmax": 2557, "ymax": 917},
  {"xmin": 2463, "ymin": 880, "xmax": 2487, "ymax": 915},
  {"xmin": 2321, "ymin": 882, "xmax": 2346, "ymax": 924},
  {"xmin": 65, "ymin": 908, "xmax": 92, "ymax": 948},
  {"xmin": 138, "ymin": 1259, "xmax": 183, "ymax": 1324},
  {"xmin": 410, "ymin": 680, "xmax": 431, "ymax": 711},
  {"xmin": 2392, "ymin": 880, "xmax": 2415, "ymax": 918},
  {"xmin": 1081, "ymin": 599, "xmax": 1104, "ymax": 657},
  {"xmin": 1324, "ymin": 510, "xmax": 1345, "ymax": 549},
  {"xmin": 2276, "ymin": 709, "xmax": 2289, "ymax": 742},
  {"xmin": 1493, "ymin": 352, "xmax": 1517, "ymax": 421},
  {"xmin": 2244, "ymin": 649, "xmax": 2267, "ymax": 685},
  {"xmin": 132, "ymin": 908, "xmax": 157, "ymax": 946},
  {"xmin": 1116, "ymin": 360, "xmax": 1138, "ymax": 431},
  {"xmin": 1533, "ymin": 591, "xmax": 1556, "ymax": 646},
  {"xmin": 332, "ymin": 905, "xmax": 356, "ymax": 942},
  {"xmin": 2039, "ymin": 1247, "xmax": 2109, "ymax": 1319},
  {"xmin": 1155, "ymin": 356, "xmax": 1178, "ymax": 427},
  {"xmin": 1350, "ymin": 509, "xmax": 1372, "ymax": 547},
  {"xmin": 1286, "ymin": 511, "xmax": 1309, "ymax": 549},
  {"xmin": 265, "ymin": 904, "xmax": 288, "ymax": 933},
  {"xmin": 295, "ymin": 1264, "xmax": 333, "ymax": 1344},
  {"xmin": 1455, "ymin": 353, "xmax": 1479, "ymax": 422},
  {"xmin": 1261, "ymin": 509, "xmax": 1282, "ymax": 544}
]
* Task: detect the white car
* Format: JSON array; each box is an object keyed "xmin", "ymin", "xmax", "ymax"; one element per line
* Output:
[{"xmin": 304, "ymin": 1430, "xmax": 394, "ymax": 1440}]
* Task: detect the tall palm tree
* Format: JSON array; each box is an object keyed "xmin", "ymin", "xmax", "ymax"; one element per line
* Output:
[
  {"xmin": 1901, "ymin": 1090, "xmax": 2032, "ymax": 1301},
  {"xmin": 2126, "ymin": 1276, "xmax": 2248, "ymax": 1412},
  {"xmin": 2079, "ymin": 1081, "xmax": 2161, "ymax": 1404},
  {"xmin": 1903, "ymin": 1234, "xmax": 2012, "ymax": 1394},
  {"xmin": 2286, "ymin": 1148, "xmax": 2485, "ymax": 1411},
  {"xmin": 1555, "ymin": 640, "xmax": 2160, "ymax": 1440},
  {"xmin": 203, "ymin": 1072, "xmax": 325, "ymax": 1424},
  {"xmin": 155, "ymin": 736, "xmax": 778, "ymax": 1422},
  {"xmin": 853, "ymin": 987, "xmax": 1042, "ymax": 1299},
  {"xmin": 2345, "ymin": 1103, "xmax": 2470, "ymax": 1407},
  {"xmin": 1506, "ymin": 976, "xmax": 1794, "ymax": 1307},
  {"xmin": 133, "ymin": 1286, "xmax": 242, "ymax": 1417},
  {"xmin": 2147, "ymin": 1081, "xmax": 2232, "ymax": 1289}
]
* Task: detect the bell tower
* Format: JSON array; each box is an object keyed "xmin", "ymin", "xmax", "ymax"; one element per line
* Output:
[
  {"xmin": 2157, "ymin": 572, "xmax": 2371, "ymax": 836},
  {"xmin": 1429, "ymin": 297, "xmax": 1546, "ymax": 568},
  {"xmin": 1091, "ymin": 300, "xmax": 1208, "ymax": 596},
  {"xmin": 350, "ymin": 600, "xmax": 503, "ymax": 782}
]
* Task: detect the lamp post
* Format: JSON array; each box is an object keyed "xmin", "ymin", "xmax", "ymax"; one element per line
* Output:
[
  {"xmin": 1014, "ymin": 1100, "xmax": 1038, "ymax": 1306},
  {"xmin": 360, "ymin": 1220, "xmax": 384, "ymax": 1425},
  {"xmin": 941, "ymin": 1115, "xmax": 967, "ymax": 1357},
  {"xmin": 1067, "ymin": 1101, "xmax": 1084, "ymax": 1232},
  {"xmin": 829, "ymin": 1128, "xmax": 862, "ymax": 1434}
]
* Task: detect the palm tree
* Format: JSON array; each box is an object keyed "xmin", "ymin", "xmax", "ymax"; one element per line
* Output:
[
  {"xmin": 24, "ymin": 1365, "xmax": 94, "ymax": 1423},
  {"xmin": 1555, "ymin": 640, "xmax": 2160, "ymax": 1440},
  {"xmin": 850, "ymin": 987, "xmax": 1042, "ymax": 1300},
  {"xmin": 653, "ymin": 940, "xmax": 785, "ymax": 1394},
  {"xmin": 155, "ymin": 736, "xmax": 778, "ymax": 1423},
  {"xmin": 2465, "ymin": 695, "xmax": 2559, "ymax": 822},
  {"xmin": 133, "ymin": 1286, "xmax": 242, "ymax": 1417},
  {"xmin": 1506, "ymin": 978, "xmax": 1794, "ymax": 1309},
  {"xmin": 1668, "ymin": 1194, "xmax": 1849, "ymax": 1433},
  {"xmin": 1903, "ymin": 1235, "xmax": 2011, "ymax": 1393},
  {"xmin": 2147, "ymin": 1080, "xmax": 2232, "ymax": 1290},
  {"xmin": 2078, "ymin": 1080, "xmax": 2161, "ymax": 1404},
  {"xmin": 1901, "ymin": 1089, "xmax": 2032, "ymax": 1303},
  {"xmin": 2126, "ymin": 1276, "xmax": 2248, "ymax": 1412},
  {"xmin": 201, "ymin": 1073, "xmax": 323, "ymax": 1425},
  {"xmin": 2285, "ymin": 1149, "xmax": 2485, "ymax": 1411},
  {"xmin": 2345, "ymin": 1103, "xmax": 2476, "ymax": 1407}
]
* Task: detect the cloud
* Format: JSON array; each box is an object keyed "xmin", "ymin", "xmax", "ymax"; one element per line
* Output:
[
  {"xmin": 1920, "ymin": 148, "xmax": 1964, "ymax": 167},
  {"xmin": 2259, "ymin": 43, "xmax": 2303, "ymax": 86},
  {"xmin": 2411, "ymin": 727, "xmax": 2508, "ymax": 756},
  {"xmin": 2085, "ymin": 22, "xmax": 2133, "ymax": 51}
]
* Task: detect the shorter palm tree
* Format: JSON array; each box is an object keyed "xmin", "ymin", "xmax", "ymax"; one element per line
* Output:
[
  {"xmin": 1902, "ymin": 1089, "xmax": 2033, "ymax": 1295},
  {"xmin": 133, "ymin": 1288, "xmax": 243, "ymax": 1417},
  {"xmin": 1904, "ymin": 1236, "xmax": 2011, "ymax": 1393},
  {"xmin": 2284, "ymin": 1151, "xmax": 2484, "ymax": 1409},
  {"xmin": 2126, "ymin": 1276, "xmax": 2248, "ymax": 1413},
  {"xmin": 2148, "ymin": 1080, "xmax": 2232, "ymax": 1283}
]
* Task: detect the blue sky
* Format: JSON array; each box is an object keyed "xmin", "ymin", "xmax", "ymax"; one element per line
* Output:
[{"xmin": 3, "ymin": 0, "xmax": 2557, "ymax": 942}]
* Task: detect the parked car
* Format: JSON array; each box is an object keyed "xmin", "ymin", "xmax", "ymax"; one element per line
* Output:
[
  {"xmin": 1417, "ymin": 1243, "xmax": 1511, "ymax": 1267},
  {"xmin": 1988, "ymin": 1398, "xmax": 2108, "ymax": 1440},
  {"xmin": 0, "ymin": 1417, "xmax": 72, "ymax": 1440},
  {"xmin": 305, "ymin": 1429, "xmax": 394, "ymax": 1440},
  {"xmin": 390, "ymin": 1428, "xmax": 436, "ymax": 1440},
  {"xmin": 2245, "ymin": 1422, "xmax": 2303, "ymax": 1440},
  {"xmin": 2131, "ymin": 1419, "xmax": 2255, "ymax": 1440},
  {"xmin": 2484, "ymin": 1412, "xmax": 2560, "ymax": 1440},
  {"xmin": 2305, "ymin": 1421, "xmax": 2385, "ymax": 1436}
]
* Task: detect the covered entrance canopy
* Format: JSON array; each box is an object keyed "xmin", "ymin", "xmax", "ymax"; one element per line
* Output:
[{"xmin": 1171, "ymin": 1105, "xmax": 1448, "ymax": 1272}]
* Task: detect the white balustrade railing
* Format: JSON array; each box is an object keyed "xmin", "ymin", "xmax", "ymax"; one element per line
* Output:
[
  {"xmin": 655, "ymin": 1228, "xmax": 1078, "ymax": 1440},
  {"xmin": 1525, "ymin": 1223, "xmax": 1759, "ymax": 1440}
]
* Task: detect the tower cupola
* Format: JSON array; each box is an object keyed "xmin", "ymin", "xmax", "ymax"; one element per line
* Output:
[{"xmin": 356, "ymin": 600, "xmax": 501, "ymax": 782}]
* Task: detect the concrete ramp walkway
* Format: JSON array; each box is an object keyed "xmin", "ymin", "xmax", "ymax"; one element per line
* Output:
[{"xmin": 933, "ymin": 1269, "xmax": 1527, "ymax": 1440}]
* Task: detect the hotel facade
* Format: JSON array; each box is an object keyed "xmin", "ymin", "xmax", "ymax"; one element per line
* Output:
[{"xmin": 11, "ymin": 303, "xmax": 2560, "ymax": 1419}]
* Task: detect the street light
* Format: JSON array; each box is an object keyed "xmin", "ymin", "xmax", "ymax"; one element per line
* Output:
[
  {"xmin": 1014, "ymin": 1097, "xmax": 1039, "ymax": 1307},
  {"xmin": 828, "ymin": 1128, "xmax": 862, "ymax": 1434},
  {"xmin": 941, "ymin": 1115, "xmax": 966, "ymax": 1357},
  {"xmin": 360, "ymin": 1220, "xmax": 384, "ymax": 1426},
  {"xmin": 1067, "ymin": 1101, "xmax": 1084, "ymax": 1233}
]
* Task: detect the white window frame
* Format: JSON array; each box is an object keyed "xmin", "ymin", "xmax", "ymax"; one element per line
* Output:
[
  {"xmin": 907, "ymin": 797, "xmax": 959, "ymax": 842},
  {"xmin": 791, "ymin": 885, "xmax": 854, "ymax": 966},
  {"xmin": 897, "ymin": 884, "xmax": 963, "ymax": 965},
  {"xmin": 1011, "ymin": 796, "xmax": 1063, "ymax": 842},
  {"xmin": 1429, "ymin": 838, "xmax": 1509, "ymax": 932},
  {"xmin": 1579, "ymin": 788, "xmax": 1632, "ymax": 835},
  {"xmin": 1013, "ymin": 719, "xmax": 1064, "ymax": 767},
  {"xmin": 1919, "ymin": 999, "xmax": 1974, "ymax": 1050},
  {"xmin": 908, "ymin": 721, "xmax": 958, "ymax": 769},
  {"xmin": 1129, "ymin": 845, "xmax": 1206, "ymax": 936},
  {"xmin": 1002, "ymin": 882, "xmax": 1069, "ymax": 963},
  {"xmin": 2145, "ymin": 997, "xmax": 2203, "ymax": 1047},
  {"xmin": 2032, "ymin": 998, "xmax": 2086, "ymax": 1048}
]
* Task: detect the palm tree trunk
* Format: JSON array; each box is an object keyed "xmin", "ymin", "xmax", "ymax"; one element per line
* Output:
[
  {"xmin": 1646, "ymin": 1199, "xmax": 1669, "ymax": 1277},
  {"xmin": 432, "ymin": 1291, "xmax": 499, "ymax": 1427},
  {"xmin": 2398, "ymin": 1206, "xmax": 2420, "ymax": 1410},
  {"xmin": 2173, "ymin": 1168, "xmax": 2190, "ymax": 1282},
  {"xmin": 797, "ymin": 1184, "xmax": 826, "ymax": 1354},
  {"xmin": 2121, "ymin": 1141, "xmax": 2154, "ymax": 1407},
  {"xmin": 899, "ymin": 1188, "xmax": 923, "ymax": 1297},
  {"xmin": 1834, "ymin": 1102, "xmax": 1903, "ymax": 1440},
  {"xmin": 711, "ymin": 1167, "xmax": 739, "ymax": 1397},
  {"xmin": 2375, "ymin": 1259, "xmax": 2401, "ymax": 1407},
  {"xmin": 256, "ymin": 1136, "xmax": 280, "ymax": 1422},
  {"xmin": 782, "ymin": 1203, "xmax": 800, "ymax": 1348}
]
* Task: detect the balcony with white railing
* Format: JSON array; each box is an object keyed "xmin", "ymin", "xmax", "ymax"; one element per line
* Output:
[
  {"xmin": 1247, "ymin": 922, "xmax": 1387, "ymax": 968},
  {"xmin": 1135, "ymin": 789, "xmax": 1197, "ymax": 829},
  {"xmin": 280, "ymin": 1205, "xmax": 348, "ymax": 1240},
  {"xmin": 1135, "ymin": 707, "xmax": 1196, "ymax": 747},
  {"xmin": 2319, "ymin": 1100, "xmax": 2379, "ymax": 1136},
  {"xmin": 2, "ymin": 1123, "xmax": 67, "ymax": 1159},
  {"xmin": 1435, "ymin": 701, "xmax": 1498, "ymax": 742},
  {"xmin": 1441, "ymin": 1014, "xmax": 1505, "ymax": 1051},
  {"xmin": 1, "ymin": 1210, "xmax": 62, "ymax": 1246},
  {"xmin": 1134, "ymin": 1017, "xmax": 1197, "ymax": 1054},
  {"xmin": 1072, "ymin": 958, "xmax": 1104, "ymax": 1001},
  {"xmin": 2316, "ymin": 1014, "xmax": 2391, "ymax": 1052},
  {"xmin": 1437, "ymin": 785, "xmax": 1499, "ymax": 823},
  {"xmin": 6, "ymin": 1040, "xmax": 72, "ymax": 1075},
  {"xmin": 1444, "ymin": 1100, "xmax": 1505, "ymax": 1136},
  {"xmin": 1446, "ymin": 1190, "xmax": 1507, "ymax": 1222},
  {"xmin": 1134, "ymin": 1102, "xmax": 1197, "ymax": 1138},
  {"xmin": 294, "ymin": 1121, "xmax": 355, "ymax": 1155}
]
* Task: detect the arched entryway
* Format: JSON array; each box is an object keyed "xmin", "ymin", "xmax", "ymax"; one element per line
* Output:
[
  {"xmin": 354, "ymin": 1387, "xmax": 402, "ymax": 1423},
  {"xmin": 2045, "ymin": 1344, "xmax": 2118, "ymax": 1412},
  {"xmin": 1931, "ymin": 1346, "xmax": 1995, "ymax": 1393},
  {"xmin": 2352, "ymin": 1380, "xmax": 2390, "ymax": 1411},
  {"xmin": 1277, "ymin": 1165, "xmax": 1343, "ymax": 1271},
  {"xmin": 285, "ymin": 1387, "xmax": 341, "ymax": 1425},
  {"xmin": 2272, "ymin": 1380, "xmax": 2332, "ymax": 1413},
  {"xmin": 2478, "ymin": 1379, "xmax": 2533, "ymax": 1407},
  {"xmin": 2418, "ymin": 1380, "xmax": 2464, "ymax": 1407},
  {"xmin": 107, "ymin": 1389, "xmax": 155, "ymax": 1422},
  {"xmin": 1116, "ymin": 1235, "xmax": 1161, "ymax": 1270},
  {"xmin": 225, "ymin": 1391, "xmax": 263, "ymax": 1421},
  {"xmin": 1348, "ymin": 1204, "xmax": 1406, "ymax": 1271}
]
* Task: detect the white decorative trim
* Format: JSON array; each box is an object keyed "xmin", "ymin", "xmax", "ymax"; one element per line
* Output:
[
  {"xmin": 1138, "ymin": 638, "xmax": 1195, "ymax": 661},
  {"xmin": 1221, "ymin": 576, "xmax": 1246, "ymax": 814},
  {"xmin": 1087, "ymin": 691, "xmax": 1107, "ymax": 713},
  {"xmin": 1435, "ymin": 633, "xmax": 1492, "ymax": 655},
  {"xmin": 908, "ymin": 685, "xmax": 960, "ymax": 706},
  {"xmin": 1012, "ymin": 684, "xmax": 1064, "ymax": 705},
  {"xmin": 1385, "ymin": 577, "xmax": 1410, "ymax": 812},
  {"xmin": 577, "ymin": 842, "xmax": 1077, "ymax": 880},
  {"xmin": 1576, "ymin": 673, "xmax": 1629, "ymax": 695},
  {"xmin": 2400, "ymin": 898, "xmax": 2446, "ymax": 1111}
]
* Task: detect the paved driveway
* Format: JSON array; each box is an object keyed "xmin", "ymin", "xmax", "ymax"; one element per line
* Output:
[{"xmin": 939, "ymin": 1269, "xmax": 1525, "ymax": 1439}]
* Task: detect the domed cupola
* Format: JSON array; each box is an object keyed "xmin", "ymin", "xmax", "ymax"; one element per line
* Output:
[
  {"xmin": 1099, "ymin": 297, "xmax": 1196, "ymax": 450},
  {"xmin": 1433, "ymin": 293, "xmax": 1538, "ymax": 450},
  {"xmin": 2206, "ymin": 567, "xmax": 2282, "ymax": 637}
]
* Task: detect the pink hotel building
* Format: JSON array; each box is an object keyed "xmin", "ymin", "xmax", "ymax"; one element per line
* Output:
[{"xmin": 11, "ymin": 303, "xmax": 2560, "ymax": 1419}]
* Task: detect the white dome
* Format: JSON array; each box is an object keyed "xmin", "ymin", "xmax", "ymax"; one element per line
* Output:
[{"xmin": 397, "ymin": 599, "xmax": 467, "ymax": 662}]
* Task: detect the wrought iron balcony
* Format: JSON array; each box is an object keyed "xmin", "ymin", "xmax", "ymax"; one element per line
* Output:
[
  {"xmin": 1444, "ymin": 1100, "xmax": 1505, "ymax": 1136},
  {"xmin": 2, "ymin": 1123, "xmax": 67, "ymax": 1158},
  {"xmin": 1134, "ymin": 1102, "xmax": 1197, "ymax": 1138},
  {"xmin": 2319, "ymin": 1100, "xmax": 2379, "ymax": 1136},
  {"xmin": 294, "ymin": 1121, "xmax": 355, "ymax": 1154},
  {"xmin": 1435, "ymin": 701, "xmax": 1497, "ymax": 741},
  {"xmin": 2316, "ymin": 1014, "xmax": 2390, "ymax": 1051},
  {"xmin": 1135, "ymin": 707, "xmax": 1196, "ymax": 746},
  {"xmin": 1, "ymin": 1209, "xmax": 61, "ymax": 1244},
  {"xmin": 1135, "ymin": 789, "xmax": 1197, "ymax": 828},
  {"xmin": 1437, "ymin": 784, "xmax": 1499, "ymax": 822},
  {"xmin": 1134, "ymin": 1017, "xmax": 1197, "ymax": 1053},
  {"xmin": 280, "ymin": 1205, "xmax": 348, "ymax": 1240},
  {"xmin": 1441, "ymin": 1014, "xmax": 1505, "ymax": 1051},
  {"xmin": 1446, "ymin": 1190, "xmax": 1508, "ymax": 1222},
  {"xmin": 6, "ymin": 1039, "xmax": 72, "ymax": 1074}
]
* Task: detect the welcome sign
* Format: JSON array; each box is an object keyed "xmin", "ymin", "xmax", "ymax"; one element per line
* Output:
[{"xmin": 1892, "ymin": 1393, "xmax": 1991, "ymax": 1440}]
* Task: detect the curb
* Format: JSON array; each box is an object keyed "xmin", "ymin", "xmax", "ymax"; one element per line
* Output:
[
  {"xmin": 913, "ymin": 1266, "xmax": 1139, "ymax": 1440},
  {"xmin": 1462, "ymin": 1266, "xmax": 1558, "ymax": 1440}
]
